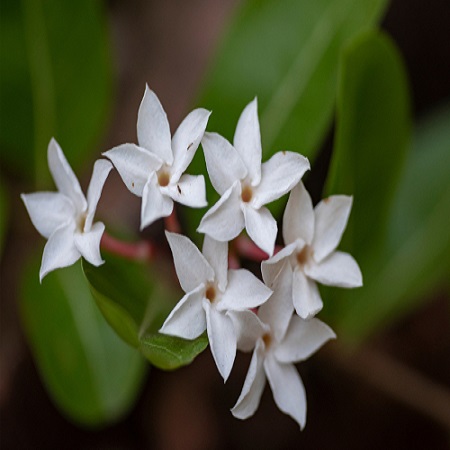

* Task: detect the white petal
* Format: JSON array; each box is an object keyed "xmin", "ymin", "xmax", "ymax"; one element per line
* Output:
[
  {"xmin": 218, "ymin": 269, "xmax": 272, "ymax": 312},
  {"xmin": 242, "ymin": 204, "xmax": 277, "ymax": 257},
  {"xmin": 258, "ymin": 261, "xmax": 294, "ymax": 342},
  {"xmin": 313, "ymin": 195, "xmax": 353, "ymax": 263},
  {"xmin": 165, "ymin": 231, "xmax": 214, "ymax": 293},
  {"xmin": 305, "ymin": 251, "xmax": 362, "ymax": 288},
  {"xmin": 103, "ymin": 143, "xmax": 162, "ymax": 197},
  {"xmin": 231, "ymin": 340, "xmax": 266, "ymax": 419},
  {"xmin": 47, "ymin": 139, "xmax": 86, "ymax": 213},
  {"xmin": 202, "ymin": 235, "xmax": 228, "ymax": 292},
  {"xmin": 197, "ymin": 182, "xmax": 244, "ymax": 242},
  {"xmin": 292, "ymin": 268, "xmax": 323, "ymax": 319},
  {"xmin": 39, "ymin": 225, "xmax": 80, "ymax": 281},
  {"xmin": 162, "ymin": 174, "xmax": 207, "ymax": 208},
  {"xmin": 275, "ymin": 316, "xmax": 336, "ymax": 364},
  {"xmin": 170, "ymin": 108, "xmax": 211, "ymax": 180},
  {"xmin": 159, "ymin": 284, "xmax": 206, "ymax": 339},
  {"xmin": 21, "ymin": 192, "xmax": 74, "ymax": 239},
  {"xmin": 84, "ymin": 159, "xmax": 113, "ymax": 231},
  {"xmin": 202, "ymin": 132, "xmax": 247, "ymax": 195},
  {"xmin": 264, "ymin": 355, "xmax": 307, "ymax": 429},
  {"xmin": 233, "ymin": 98, "xmax": 262, "ymax": 185},
  {"xmin": 204, "ymin": 301, "xmax": 237, "ymax": 381},
  {"xmin": 283, "ymin": 182, "xmax": 315, "ymax": 246},
  {"xmin": 261, "ymin": 241, "xmax": 298, "ymax": 288},
  {"xmin": 253, "ymin": 152, "xmax": 310, "ymax": 208},
  {"xmin": 228, "ymin": 310, "xmax": 268, "ymax": 352},
  {"xmin": 137, "ymin": 85, "xmax": 173, "ymax": 164},
  {"xmin": 141, "ymin": 174, "xmax": 174, "ymax": 229},
  {"xmin": 74, "ymin": 222, "xmax": 105, "ymax": 266}
]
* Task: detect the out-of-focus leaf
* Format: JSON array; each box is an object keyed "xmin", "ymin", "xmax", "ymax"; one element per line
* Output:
[
  {"xmin": 83, "ymin": 254, "xmax": 209, "ymax": 370},
  {"xmin": 21, "ymin": 259, "xmax": 146, "ymax": 427},
  {"xmin": 0, "ymin": 0, "xmax": 112, "ymax": 186},
  {"xmin": 0, "ymin": 181, "xmax": 8, "ymax": 256},
  {"xmin": 185, "ymin": 0, "xmax": 388, "ymax": 236},
  {"xmin": 334, "ymin": 105, "xmax": 450, "ymax": 340}
]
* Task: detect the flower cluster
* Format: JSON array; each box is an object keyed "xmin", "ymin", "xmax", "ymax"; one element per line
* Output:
[{"xmin": 22, "ymin": 86, "xmax": 362, "ymax": 428}]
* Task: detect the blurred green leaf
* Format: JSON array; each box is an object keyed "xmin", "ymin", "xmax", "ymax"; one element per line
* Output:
[
  {"xmin": 0, "ymin": 181, "xmax": 8, "ymax": 256},
  {"xmin": 83, "ymin": 254, "xmax": 209, "ymax": 370},
  {"xmin": 0, "ymin": 0, "xmax": 112, "ymax": 186},
  {"xmin": 21, "ymin": 259, "xmax": 146, "ymax": 427}
]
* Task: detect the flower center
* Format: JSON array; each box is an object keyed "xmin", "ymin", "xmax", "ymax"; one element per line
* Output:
[
  {"xmin": 205, "ymin": 284, "xmax": 216, "ymax": 303},
  {"xmin": 241, "ymin": 184, "xmax": 253, "ymax": 203},
  {"xmin": 157, "ymin": 170, "xmax": 170, "ymax": 187},
  {"xmin": 296, "ymin": 245, "xmax": 312, "ymax": 266},
  {"xmin": 262, "ymin": 333, "xmax": 272, "ymax": 349},
  {"xmin": 77, "ymin": 213, "xmax": 87, "ymax": 233}
]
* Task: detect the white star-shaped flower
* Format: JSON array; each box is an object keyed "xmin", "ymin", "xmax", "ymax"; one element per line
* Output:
[
  {"xmin": 197, "ymin": 98, "xmax": 310, "ymax": 256},
  {"xmin": 231, "ymin": 263, "xmax": 336, "ymax": 428},
  {"xmin": 103, "ymin": 86, "xmax": 210, "ymax": 229},
  {"xmin": 262, "ymin": 182, "xmax": 363, "ymax": 319},
  {"xmin": 160, "ymin": 231, "xmax": 272, "ymax": 381},
  {"xmin": 21, "ymin": 139, "xmax": 113, "ymax": 281}
]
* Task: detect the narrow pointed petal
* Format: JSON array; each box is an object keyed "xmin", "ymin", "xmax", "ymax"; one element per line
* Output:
[
  {"xmin": 242, "ymin": 204, "xmax": 277, "ymax": 257},
  {"xmin": 305, "ymin": 251, "xmax": 362, "ymax": 288},
  {"xmin": 204, "ymin": 301, "xmax": 237, "ymax": 381},
  {"xmin": 313, "ymin": 195, "xmax": 353, "ymax": 262},
  {"xmin": 233, "ymin": 98, "xmax": 262, "ymax": 185},
  {"xmin": 283, "ymin": 182, "xmax": 315, "ymax": 246},
  {"xmin": 171, "ymin": 108, "xmax": 211, "ymax": 180},
  {"xmin": 197, "ymin": 182, "xmax": 244, "ymax": 242},
  {"xmin": 202, "ymin": 235, "xmax": 228, "ymax": 292},
  {"xmin": 39, "ymin": 225, "xmax": 79, "ymax": 281},
  {"xmin": 259, "ymin": 262, "xmax": 294, "ymax": 342},
  {"xmin": 231, "ymin": 340, "xmax": 266, "ymax": 419},
  {"xmin": 84, "ymin": 159, "xmax": 113, "ymax": 231},
  {"xmin": 275, "ymin": 317, "xmax": 336, "ymax": 364},
  {"xmin": 292, "ymin": 267, "xmax": 323, "ymax": 319},
  {"xmin": 74, "ymin": 222, "xmax": 105, "ymax": 266},
  {"xmin": 47, "ymin": 139, "xmax": 86, "ymax": 212},
  {"xmin": 264, "ymin": 356, "xmax": 307, "ymax": 429},
  {"xmin": 162, "ymin": 174, "xmax": 207, "ymax": 208},
  {"xmin": 159, "ymin": 284, "xmax": 206, "ymax": 339},
  {"xmin": 218, "ymin": 269, "xmax": 272, "ymax": 312},
  {"xmin": 103, "ymin": 143, "xmax": 162, "ymax": 197},
  {"xmin": 21, "ymin": 192, "xmax": 74, "ymax": 239},
  {"xmin": 202, "ymin": 132, "xmax": 247, "ymax": 195},
  {"xmin": 228, "ymin": 310, "xmax": 267, "ymax": 352},
  {"xmin": 261, "ymin": 241, "xmax": 298, "ymax": 288},
  {"xmin": 165, "ymin": 231, "xmax": 214, "ymax": 293},
  {"xmin": 141, "ymin": 174, "xmax": 174, "ymax": 229},
  {"xmin": 137, "ymin": 85, "xmax": 173, "ymax": 164},
  {"xmin": 253, "ymin": 152, "xmax": 310, "ymax": 209}
]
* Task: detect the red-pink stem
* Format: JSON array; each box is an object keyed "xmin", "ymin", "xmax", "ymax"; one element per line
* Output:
[
  {"xmin": 164, "ymin": 209, "xmax": 181, "ymax": 233},
  {"xmin": 101, "ymin": 232, "xmax": 155, "ymax": 262},
  {"xmin": 234, "ymin": 236, "xmax": 282, "ymax": 261}
]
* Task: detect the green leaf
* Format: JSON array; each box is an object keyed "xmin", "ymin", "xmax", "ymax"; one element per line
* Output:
[
  {"xmin": 21, "ymin": 258, "xmax": 146, "ymax": 427},
  {"xmin": 0, "ymin": 0, "xmax": 112, "ymax": 186},
  {"xmin": 83, "ymin": 254, "xmax": 209, "ymax": 370}
]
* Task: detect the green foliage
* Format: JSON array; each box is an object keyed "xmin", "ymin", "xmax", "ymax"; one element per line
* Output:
[
  {"xmin": 0, "ymin": 0, "xmax": 112, "ymax": 186},
  {"xmin": 83, "ymin": 254, "xmax": 209, "ymax": 370},
  {"xmin": 0, "ymin": 181, "xmax": 8, "ymax": 257},
  {"xmin": 21, "ymin": 259, "xmax": 146, "ymax": 427}
]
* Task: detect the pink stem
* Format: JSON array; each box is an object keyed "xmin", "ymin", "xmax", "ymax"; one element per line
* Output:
[
  {"xmin": 234, "ymin": 236, "xmax": 282, "ymax": 261},
  {"xmin": 164, "ymin": 209, "xmax": 181, "ymax": 233},
  {"xmin": 101, "ymin": 232, "xmax": 155, "ymax": 262}
]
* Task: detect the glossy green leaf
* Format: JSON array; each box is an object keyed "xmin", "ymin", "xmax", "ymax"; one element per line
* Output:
[
  {"xmin": 83, "ymin": 254, "xmax": 209, "ymax": 370},
  {"xmin": 21, "ymin": 258, "xmax": 146, "ymax": 427},
  {"xmin": 0, "ymin": 0, "xmax": 112, "ymax": 186}
]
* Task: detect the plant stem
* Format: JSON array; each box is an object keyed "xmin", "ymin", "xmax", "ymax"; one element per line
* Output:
[
  {"xmin": 164, "ymin": 209, "xmax": 181, "ymax": 233},
  {"xmin": 101, "ymin": 232, "xmax": 155, "ymax": 262},
  {"xmin": 234, "ymin": 236, "xmax": 282, "ymax": 261}
]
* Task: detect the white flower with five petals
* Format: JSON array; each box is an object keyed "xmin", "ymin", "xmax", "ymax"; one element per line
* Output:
[
  {"xmin": 104, "ymin": 86, "xmax": 210, "ymax": 229},
  {"xmin": 160, "ymin": 232, "xmax": 272, "ymax": 381},
  {"xmin": 262, "ymin": 182, "xmax": 362, "ymax": 319},
  {"xmin": 231, "ymin": 263, "xmax": 336, "ymax": 428},
  {"xmin": 198, "ymin": 98, "xmax": 310, "ymax": 256},
  {"xmin": 21, "ymin": 139, "xmax": 113, "ymax": 281}
]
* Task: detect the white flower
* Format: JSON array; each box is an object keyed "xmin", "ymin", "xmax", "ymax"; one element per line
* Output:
[
  {"xmin": 103, "ymin": 85, "xmax": 210, "ymax": 229},
  {"xmin": 197, "ymin": 98, "xmax": 310, "ymax": 256},
  {"xmin": 160, "ymin": 231, "xmax": 272, "ymax": 381},
  {"xmin": 262, "ymin": 182, "xmax": 362, "ymax": 319},
  {"xmin": 21, "ymin": 139, "xmax": 113, "ymax": 281},
  {"xmin": 231, "ymin": 263, "xmax": 336, "ymax": 428}
]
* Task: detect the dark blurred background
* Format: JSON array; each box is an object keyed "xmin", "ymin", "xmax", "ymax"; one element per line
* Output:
[{"xmin": 1, "ymin": 0, "xmax": 449, "ymax": 448}]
